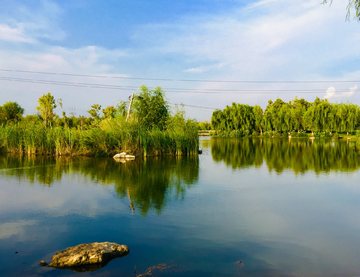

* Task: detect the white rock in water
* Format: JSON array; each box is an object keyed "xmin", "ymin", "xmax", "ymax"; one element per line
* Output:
[
  {"xmin": 125, "ymin": 155, "xmax": 135, "ymax": 160},
  {"xmin": 113, "ymin": 152, "xmax": 127, "ymax": 159},
  {"xmin": 45, "ymin": 242, "xmax": 129, "ymax": 268}
]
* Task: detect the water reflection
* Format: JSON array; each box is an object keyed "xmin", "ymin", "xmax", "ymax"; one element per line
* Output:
[
  {"xmin": 0, "ymin": 155, "xmax": 199, "ymax": 216},
  {"xmin": 210, "ymin": 138, "xmax": 360, "ymax": 174}
]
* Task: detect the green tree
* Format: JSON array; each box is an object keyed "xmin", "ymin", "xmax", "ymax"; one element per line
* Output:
[
  {"xmin": 102, "ymin": 106, "xmax": 116, "ymax": 119},
  {"xmin": 263, "ymin": 99, "xmax": 285, "ymax": 132},
  {"xmin": 132, "ymin": 85, "xmax": 170, "ymax": 130},
  {"xmin": 254, "ymin": 105, "xmax": 264, "ymax": 134},
  {"xmin": 337, "ymin": 102, "xmax": 357, "ymax": 135},
  {"xmin": 198, "ymin": 120, "xmax": 211, "ymax": 130},
  {"xmin": 0, "ymin": 101, "xmax": 24, "ymax": 124},
  {"xmin": 87, "ymin": 104, "xmax": 102, "ymax": 123},
  {"xmin": 36, "ymin": 93, "xmax": 57, "ymax": 127},
  {"xmin": 211, "ymin": 110, "xmax": 223, "ymax": 130},
  {"xmin": 115, "ymin": 100, "xmax": 128, "ymax": 117},
  {"xmin": 290, "ymin": 97, "xmax": 309, "ymax": 132},
  {"xmin": 304, "ymin": 98, "xmax": 333, "ymax": 135}
]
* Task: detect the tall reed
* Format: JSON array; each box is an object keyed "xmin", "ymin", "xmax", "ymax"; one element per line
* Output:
[{"xmin": 0, "ymin": 116, "xmax": 199, "ymax": 156}]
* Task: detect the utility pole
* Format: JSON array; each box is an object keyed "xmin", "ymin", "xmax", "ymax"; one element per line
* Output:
[{"xmin": 126, "ymin": 93, "xmax": 134, "ymax": 121}]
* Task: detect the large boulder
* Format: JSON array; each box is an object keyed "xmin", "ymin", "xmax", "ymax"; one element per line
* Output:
[{"xmin": 41, "ymin": 242, "xmax": 129, "ymax": 270}]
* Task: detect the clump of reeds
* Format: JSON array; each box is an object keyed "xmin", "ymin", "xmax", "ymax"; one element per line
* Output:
[{"xmin": 0, "ymin": 115, "xmax": 199, "ymax": 157}]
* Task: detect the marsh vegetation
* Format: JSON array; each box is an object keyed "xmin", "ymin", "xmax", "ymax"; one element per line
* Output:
[{"xmin": 0, "ymin": 85, "xmax": 199, "ymax": 156}]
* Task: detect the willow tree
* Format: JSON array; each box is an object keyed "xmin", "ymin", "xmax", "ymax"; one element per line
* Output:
[
  {"xmin": 337, "ymin": 103, "xmax": 358, "ymax": 135},
  {"xmin": 254, "ymin": 105, "xmax": 264, "ymax": 134},
  {"xmin": 231, "ymin": 103, "xmax": 255, "ymax": 131},
  {"xmin": 304, "ymin": 98, "xmax": 333, "ymax": 134},
  {"xmin": 263, "ymin": 100, "xmax": 274, "ymax": 132},
  {"xmin": 279, "ymin": 103, "xmax": 293, "ymax": 132},
  {"xmin": 263, "ymin": 99, "xmax": 285, "ymax": 132},
  {"xmin": 290, "ymin": 97, "xmax": 309, "ymax": 132},
  {"xmin": 211, "ymin": 110, "xmax": 223, "ymax": 130}
]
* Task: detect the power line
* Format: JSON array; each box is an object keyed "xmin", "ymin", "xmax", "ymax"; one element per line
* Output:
[
  {"xmin": 172, "ymin": 103, "xmax": 217, "ymax": 110},
  {"xmin": 0, "ymin": 76, "xmax": 356, "ymax": 94},
  {"xmin": 1, "ymin": 68, "xmax": 359, "ymax": 83}
]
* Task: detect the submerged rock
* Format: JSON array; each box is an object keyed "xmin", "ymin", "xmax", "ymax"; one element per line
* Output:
[
  {"xmin": 42, "ymin": 242, "xmax": 129, "ymax": 271},
  {"xmin": 39, "ymin": 260, "xmax": 48, "ymax": 266}
]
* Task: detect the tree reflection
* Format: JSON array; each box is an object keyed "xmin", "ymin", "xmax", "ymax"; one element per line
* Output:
[
  {"xmin": 211, "ymin": 138, "xmax": 360, "ymax": 174},
  {"xmin": 0, "ymin": 155, "xmax": 199, "ymax": 215}
]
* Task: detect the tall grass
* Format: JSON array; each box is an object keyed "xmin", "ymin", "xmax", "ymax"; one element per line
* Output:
[{"xmin": 0, "ymin": 116, "xmax": 199, "ymax": 156}]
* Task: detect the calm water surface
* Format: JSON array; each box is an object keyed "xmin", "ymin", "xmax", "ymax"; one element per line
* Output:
[{"xmin": 1, "ymin": 138, "xmax": 360, "ymax": 276}]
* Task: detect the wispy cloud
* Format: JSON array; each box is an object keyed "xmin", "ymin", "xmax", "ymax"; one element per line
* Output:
[
  {"xmin": 0, "ymin": 0, "xmax": 66, "ymax": 43},
  {"xmin": 0, "ymin": 23, "xmax": 36, "ymax": 43},
  {"xmin": 183, "ymin": 63, "xmax": 226, "ymax": 73}
]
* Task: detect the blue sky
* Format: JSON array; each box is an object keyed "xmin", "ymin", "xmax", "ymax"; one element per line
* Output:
[{"xmin": 0, "ymin": 0, "xmax": 359, "ymax": 121}]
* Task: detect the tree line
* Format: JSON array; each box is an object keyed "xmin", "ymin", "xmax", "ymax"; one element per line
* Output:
[{"xmin": 211, "ymin": 97, "xmax": 360, "ymax": 137}]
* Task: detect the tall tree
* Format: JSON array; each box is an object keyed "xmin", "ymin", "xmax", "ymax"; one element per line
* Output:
[
  {"xmin": 338, "ymin": 103, "xmax": 357, "ymax": 135},
  {"xmin": 0, "ymin": 101, "xmax": 24, "ymax": 124},
  {"xmin": 254, "ymin": 105, "xmax": 264, "ymax": 134},
  {"xmin": 132, "ymin": 85, "xmax": 170, "ymax": 130},
  {"xmin": 36, "ymin": 93, "xmax": 57, "ymax": 127},
  {"xmin": 290, "ymin": 97, "xmax": 309, "ymax": 132}
]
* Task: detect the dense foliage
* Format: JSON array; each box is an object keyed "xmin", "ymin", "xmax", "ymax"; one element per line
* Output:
[
  {"xmin": 211, "ymin": 97, "xmax": 360, "ymax": 137},
  {"xmin": 0, "ymin": 101, "xmax": 24, "ymax": 124},
  {"xmin": 0, "ymin": 86, "xmax": 199, "ymax": 156}
]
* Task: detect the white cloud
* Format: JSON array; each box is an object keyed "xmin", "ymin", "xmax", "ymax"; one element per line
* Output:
[
  {"xmin": 184, "ymin": 67, "xmax": 205, "ymax": 73},
  {"xmin": 0, "ymin": 23, "xmax": 36, "ymax": 43},
  {"xmin": 325, "ymin": 87, "xmax": 336, "ymax": 99},
  {"xmin": 0, "ymin": 0, "xmax": 65, "ymax": 43},
  {"xmin": 183, "ymin": 63, "xmax": 226, "ymax": 73},
  {"xmin": 325, "ymin": 85, "xmax": 358, "ymax": 99}
]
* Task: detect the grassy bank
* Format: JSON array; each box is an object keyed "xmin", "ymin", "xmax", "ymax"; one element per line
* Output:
[
  {"xmin": 0, "ymin": 85, "xmax": 199, "ymax": 157},
  {"xmin": 0, "ymin": 117, "xmax": 199, "ymax": 156}
]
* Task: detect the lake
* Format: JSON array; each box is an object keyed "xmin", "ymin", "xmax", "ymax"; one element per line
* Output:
[{"xmin": 0, "ymin": 137, "xmax": 360, "ymax": 276}]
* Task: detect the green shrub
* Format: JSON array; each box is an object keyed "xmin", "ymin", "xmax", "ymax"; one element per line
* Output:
[{"xmin": 297, "ymin": 132, "xmax": 308, "ymax": 138}]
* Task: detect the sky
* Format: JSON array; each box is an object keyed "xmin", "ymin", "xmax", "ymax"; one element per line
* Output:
[{"xmin": 0, "ymin": 0, "xmax": 359, "ymax": 121}]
